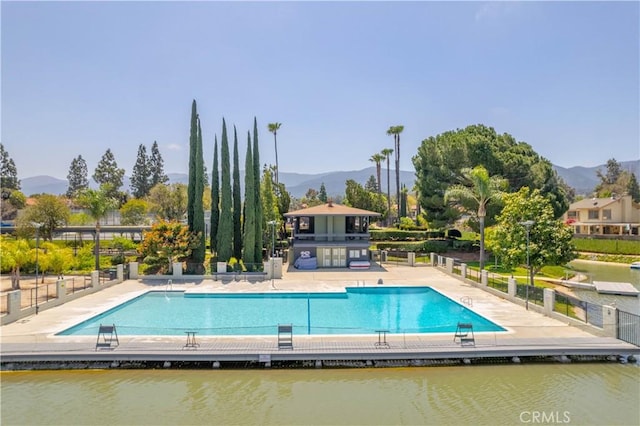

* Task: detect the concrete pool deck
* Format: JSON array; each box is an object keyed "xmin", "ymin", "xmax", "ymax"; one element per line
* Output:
[{"xmin": 1, "ymin": 264, "xmax": 638, "ymax": 368}]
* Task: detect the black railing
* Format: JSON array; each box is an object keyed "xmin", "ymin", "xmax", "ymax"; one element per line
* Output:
[
  {"xmin": 466, "ymin": 267, "xmax": 481, "ymax": 284},
  {"xmin": 554, "ymin": 292, "xmax": 603, "ymax": 327},
  {"xmin": 487, "ymin": 273, "xmax": 509, "ymax": 293},
  {"xmin": 515, "ymin": 284, "xmax": 544, "ymax": 306},
  {"xmin": 617, "ymin": 310, "xmax": 640, "ymax": 347}
]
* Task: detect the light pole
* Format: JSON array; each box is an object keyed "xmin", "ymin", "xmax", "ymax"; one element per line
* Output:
[
  {"xmin": 31, "ymin": 222, "xmax": 43, "ymax": 315},
  {"xmin": 520, "ymin": 220, "xmax": 535, "ymax": 310}
]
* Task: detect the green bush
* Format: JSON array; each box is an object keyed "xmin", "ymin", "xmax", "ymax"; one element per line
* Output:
[
  {"xmin": 370, "ymin": 229, "xmax": 445, "ymax": 241},
  {"xmin": 573, "ymin": 238, "xmax": 640, "ymax": 255},
  {"xmin": 376, "ymin": 239, "xmax": 451, "ymax": 253}
]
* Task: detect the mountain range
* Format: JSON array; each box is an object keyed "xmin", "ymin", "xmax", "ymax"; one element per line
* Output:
[{"xmin": 18, "ymin": 160, "xmax": 640, "ymax": 199}]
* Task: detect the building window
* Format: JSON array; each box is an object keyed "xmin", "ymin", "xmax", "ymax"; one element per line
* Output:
[
  {"xmin": 602, "ymin": 209, "xmax": 611, "ymax": 220},
  {"xmin": 349, "ymin": 250, "xmax": 360, "ymax": 258},
  {"xmin": 297, "ymin": 216, "xmax": 314, "ymax": 233},
  {"xmin": 588, "ymin": 210, "xmax": 599, "ymax": 220},
  {"xmin": 567, "ymin": 211, "xmax": 578, "ymax": 219}
]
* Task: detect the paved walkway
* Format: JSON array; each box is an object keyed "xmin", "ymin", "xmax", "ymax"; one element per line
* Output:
[{"xmin": 1, "ymin": 264, "xmax": 638, "ymax": 364}]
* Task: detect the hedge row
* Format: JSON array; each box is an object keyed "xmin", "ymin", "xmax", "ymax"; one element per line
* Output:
[
  {"xmin": 376, "ymin": 239, "xmax": 452, "ymax": 253},
  {"xmin": 573, "ymin": 238, "xmax": 640, "ymax": 255},
  {"xmin": 370, "ymin": 229, "xmax": 446, "ymax": 241}
]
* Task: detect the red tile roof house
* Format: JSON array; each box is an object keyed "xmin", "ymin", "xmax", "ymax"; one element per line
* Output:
[
  {"xmin": 284, "ymin": 202, "xmax": 381, "ymax": 269},
  {"xmin": 563, "ymin": 195, "xmax": 640, "ymax": 236}
]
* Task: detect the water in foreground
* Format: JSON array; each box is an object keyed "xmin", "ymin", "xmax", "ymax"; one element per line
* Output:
[{"xmin": 2, "ymin": 364, "xmax": 638, "ymax": 425}]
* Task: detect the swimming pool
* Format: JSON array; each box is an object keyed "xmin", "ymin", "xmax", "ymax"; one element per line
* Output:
[{"xmin": 57, "ymin": 287, "xmax": 505, "ymax": 336}]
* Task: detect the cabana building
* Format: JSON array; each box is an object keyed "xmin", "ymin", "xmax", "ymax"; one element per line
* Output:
[{"xmin": 284, "ymin": 202, "xmax": 381, "ymax": 269}]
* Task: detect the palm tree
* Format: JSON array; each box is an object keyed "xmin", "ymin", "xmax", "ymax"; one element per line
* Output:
[
  {"xmin": 444, "ymin": 165, "xmax": 507, "ymax": 271},
  {"xmin": 267, "ymin": 122, "xmax": 282, "ymax": 185},
  {"xmin": 369, "ymin": 153, "xmax": 385, "ymax": 194},
  {"xmin": 77, "ymin": 186, "xmax": 118, "ymax": 271},
  {"xmin": 381, "ymin": 148, "xmax": 394, "ymax": 225},
  {"xmin": 386, "ymin": 125, "xmax": 404, "ymax": 221}
]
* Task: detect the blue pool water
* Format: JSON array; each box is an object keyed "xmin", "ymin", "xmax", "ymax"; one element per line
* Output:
[{"xmin": 57, "ymin": 287, "xmax": 505, "ymax": 336}]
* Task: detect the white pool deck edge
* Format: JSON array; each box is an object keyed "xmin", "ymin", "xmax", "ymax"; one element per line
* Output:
[{"xmin": 2, "ymin": 264, "xmax": 638, "ymax": 365}]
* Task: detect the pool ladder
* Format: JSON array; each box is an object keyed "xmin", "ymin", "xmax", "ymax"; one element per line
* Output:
[{"xmin": 460, "ymin": 296, "xmax": 473, "ymax": 307}]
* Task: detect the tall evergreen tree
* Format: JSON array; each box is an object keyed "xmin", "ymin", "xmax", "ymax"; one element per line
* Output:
[
  {"xmin": 192, "ymin": 117, "xmax": 206, "ymax": 270},
  {"xmin": 261, "ymin": 167, "xmax": 279, "ymax": 257},
  {"xmin": 210, "ymin": 136, "xmax": 219, "ymax": 254},
  {"xmin": 66, "ymin": 155, "xmax": 89, "ymax": 198},
  {"xmin": 399, "ymin": 184, "xmax": 408, "ymax": 218},
  {"xmin": 243, "ymin": 132, "xmax": 256, "ymax": 268},
  {"xmin": 130, "ymin": 144, "xmax": 151, "ymax": 198},
  {"xmin": 232, "ymin": 126, "xmax": 243, "ymax": 260},
  {"xmin": 0, "ymin": 144, "xmax": 20, "ymax": 191},
  {"xmin": 216, "ymin": 119, "xmax": 233, "ymax": 262},
  {"xmin": 93, "ymin": 149, "xmax": 125, "ymax": 199},
  {"xmin": 628, "ymin": 173, "xmax": 640, "ymax": 203},
  {"xmin": 187, "ymin": 100, "xmax": 198, "ymax": 232},
  {"xmin": 253, "ymin": 117, "xmax": 263, "ymax": 263},
  {"xmin": 319, "ymin": 183, "xmax": 328, "ymax": 203},
  {"xmin": 149, "ymin": 141, "xmax": 169, "ymax": 187}
]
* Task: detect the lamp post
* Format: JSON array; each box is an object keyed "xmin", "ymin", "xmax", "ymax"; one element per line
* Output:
[
  {"xmin": 31, "ymin": 222, "xmax": 43, "ymax": 315},
  {"xmin": 520, "ymin": 220, "xmax": 535, "ymax": 310}
]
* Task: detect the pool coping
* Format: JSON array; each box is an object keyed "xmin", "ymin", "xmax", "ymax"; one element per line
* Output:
[{"xmin": 2, "ymin": 264, "xmax": 639, "ymax": 369}]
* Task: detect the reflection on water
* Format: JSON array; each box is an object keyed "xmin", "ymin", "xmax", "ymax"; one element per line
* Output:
[
  {"xmin": 568, "ymin": 260, "xmax": 640, "ymax": 314},
  {"xmin": 2, "ymin": 364, "xmax": 639, "ymax": 426}
]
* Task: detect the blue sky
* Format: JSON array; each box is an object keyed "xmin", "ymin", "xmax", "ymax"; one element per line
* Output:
[{"xmin": 2, "ymin": 1, "xmax": 638, "ymax": 180}]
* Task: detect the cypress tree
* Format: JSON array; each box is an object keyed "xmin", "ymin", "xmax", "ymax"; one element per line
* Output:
[
  {"xmin": 243, "ymin": 132, "xmax": 256, "ymax": 268},
  {"xmin": 210, "ymin": 135, "xmax": 219, "ymax": 254},
  {"xmin": 187, "ymin": 100, "xmax": 198, "ymax": 231},
  {"xmin": 130, "ymin": 144, "xmax": 150, "ymax": 198},
  {"xmin": 400, "ymin": 184, "xmax": 407, "ymax": 218},
  {"xmin": 192, "ymin": 117, "xmax": 206, "ymax": 270},
  {"xmin": 232, "ymin": 126, "xmax": 243, "ymax": 260},
  {"xmin": 216, "ymin": 119, "xmax": 233, "ymax": 262},
  {"xmin": 261, "ymin": 168, "xmax": 279, "ymax": 257},
  {"xmin": 253, "ymin": 117, "xmax": 263, "ymax": 264}
]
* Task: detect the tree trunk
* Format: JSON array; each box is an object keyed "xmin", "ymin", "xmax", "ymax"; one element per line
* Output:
[
  {"xmin": 274, "ymin": 133, "xmax": 279, "ymax": 186},
  {"xmin": 11, "ymin": 269, "xmax": 19, "ymax": 290},
  {"xmin": 479, "ymin": 216, "xmax": 485, "ymax": 271},
  {"xmin": 94, "ymin": 222, "xmax": 101, "ymax": 271},
  {"xmin": 386, "ymin": 159, "xmax": 391, "ymax": 226}
]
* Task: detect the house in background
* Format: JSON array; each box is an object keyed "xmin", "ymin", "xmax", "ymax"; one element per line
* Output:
[
  {"xmin": 563, "ymin": 195, "xmax": 640, "ymax": 236},
  {"xmin": 284, "ymin": 202, "xmax": 381, "ymax": 269}
]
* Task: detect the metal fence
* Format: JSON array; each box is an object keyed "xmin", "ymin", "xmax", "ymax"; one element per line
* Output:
[
  {"xmin": 466, "ymin": 267, "xmax": 481, "ymax": 284},
  {"xmin": 1, "ymin": 275, "xmax": 94, "ymax": 315},
  {"xmin": 617, "ymin": 310, "xmax": 640, "ymax": 347},
  {"xmin": 554, "ymin": 292, "xmax": 603, "ymax": 328},
  {"xmin": 487, "ymin": 273, "xmax": 509, "ymax": 293},
  {"xmin": 515, "ymin": 284, "xmax": 545, "ymax": 307}
]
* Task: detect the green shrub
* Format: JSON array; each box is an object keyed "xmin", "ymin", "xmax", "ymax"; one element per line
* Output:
[
  {"xmin": 573, "ymin": 238, "xmax": 640, "ymax": 255},
  {"xmin": 370, "ymin": 229, "xmax": 445, "ymax": 241},
  {"xmin": 376, "ymin": 239, "xmax": 451, "ymax": 253}
]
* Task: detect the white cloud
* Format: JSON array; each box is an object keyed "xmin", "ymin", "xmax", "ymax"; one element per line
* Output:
[{"xmin": 167, "ymin": 143, "xmax": 182, "ymax": 151}]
